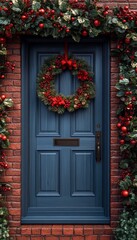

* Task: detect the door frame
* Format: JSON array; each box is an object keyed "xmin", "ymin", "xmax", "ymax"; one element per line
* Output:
[{"xmin": 21, "ymin": 37, "xmax": 110, "ymax": 224}]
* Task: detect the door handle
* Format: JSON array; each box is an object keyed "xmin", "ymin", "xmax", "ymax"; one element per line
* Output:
[{"xmin": 96, "ymin": 131, "xmax": 101, "ymax": 162}]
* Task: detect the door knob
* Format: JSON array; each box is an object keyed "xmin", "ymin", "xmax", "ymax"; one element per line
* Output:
[{"xmin": 96, "ymin": 131, "xmax": 101, "ymax": 162}]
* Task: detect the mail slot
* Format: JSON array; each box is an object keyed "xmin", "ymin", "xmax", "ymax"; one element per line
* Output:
[{"xmin": 54, "ymin": 138, "xmax": 80, "ymax": 146}]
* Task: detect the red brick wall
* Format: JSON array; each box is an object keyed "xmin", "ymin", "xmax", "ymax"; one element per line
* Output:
[{"xmin": 1, "ymin": 0, "xmax": 136, "ymax": 239}]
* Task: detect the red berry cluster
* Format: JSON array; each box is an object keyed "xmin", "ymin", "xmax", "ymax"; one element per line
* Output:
[
  {"xmin": 5, "ymin": 61, "xmax": 15, "ymax": 71},
  {"xmin": 0, "ymin": 38, "xmax": 6, "ymax": 44},
  {"xmin": 4, "ymin": 23, "xmax": 13, "ymax": 38},
  {"xmin": 0, "ymin": 184, "xmax": 11, "ymax": 192},
  {"xmin": 23, "ymin": 0, "xmax": 31, "ymax": 7},
  {"xmin": 37, "ymin": 9, "xmax": 55, "ymax": 29},
  {"xmin": 0, "ymin": 95, "xmax": 7, "ymax": 118},
  {"xmin": 0, "ymin": 37, "xmax": 15, "ymax": 79},
  {"xmin": 117, "ymin": 114, "xmax": 136, "ymax": 146},
  {"xmin": 0, "ymin": 151, "xmax": 8, "ymax": 170},
  {"xmin": 69, "ymin": 0, "xmax": 87, "ymax": 10},
  {"xmin": 103, "ymin": 6, "xmax": 109, "ymax": 17},
  {"xmin": 0, "ymin": 161, "xmax": 8, "ymax": 169},
  {"xmin": 116, "ymin": 6, "xmax": 137, "ymax": 25},
  {"xmin": 52, "ymin": 22, "xmax": 70, "ymax": 34},
  {"xmin": 0, "ymin": 134, "xmax": 7, "ymax": 141},
  {"xmin": 78, "ymin": 69, "xmax": 91, "ymax": 81}
]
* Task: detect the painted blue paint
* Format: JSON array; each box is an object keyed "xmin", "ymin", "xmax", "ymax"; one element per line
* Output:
[{"xmin": 21, "ymin": 37, "xmax": 110, "ymax": 224}]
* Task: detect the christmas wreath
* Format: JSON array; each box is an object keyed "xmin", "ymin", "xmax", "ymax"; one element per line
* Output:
[{"xmin": 37, "ymin": 54, "xmax": 95, "ymax": 114}]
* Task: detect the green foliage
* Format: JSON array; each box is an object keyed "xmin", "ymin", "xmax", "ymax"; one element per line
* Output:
[
  {"xmin": 0, "ymin": 207, "xmax": 9, "ymax": 240},
  {"xmin": 115, "ymin": 209, "xmax": 137, "ymax": 240},
  {"xmin": 0, "ymin": 95, "xmax": 13, "ymax": 238},
  {"xmin": 0, "ymin": 0, "xmax": 136, "ymax": 43}
]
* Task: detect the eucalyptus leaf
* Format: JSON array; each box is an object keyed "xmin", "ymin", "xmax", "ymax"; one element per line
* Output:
[
  {"xmin": 83, "ymin": 19, "xmax": 90, "ymax": 27},
  {"xmin": 32, "ymin": 2, "xmax": 41, "ymax": 11},
  {"xmin": 59, "ymin": 2, "xmax": 67, "ymax": 12},
  {"xmin": 120, "ymin": 144, "xmax": 129, "ymax": 151},
  {"xmin": 116, "ymin": 91, "xmax": 124, "ymax": 97},
  {"xmin": 129, "ymin": 133, "xmax": 137, "ymax": 139},
  {"xmin": 12, "ymin": 6, "xmax": 22, "ymax": 12},
  {"xmin": 0, "ymin": 19, "xmax": 10, "ymax": 25},
  {"xmin": 119, "ymin": 78, "xmax": 129, "ymax": 85},
  {"xmin": 119, "ymin": 162, "xmax": 129, "ymax": 169},
  {"xmin": 72, "ymin": 34, "xmax": 80, "ymax": 42},
  {"xmin": 0, "ymin": 48, "xmax": 7, "ymax": 55},
  {"xmin": 3, "ymin": 99, "xmax": 13, "ymax": 108},
  {"xmin": 112, "ymin": 17, "xmax": 118, "ymax": 24}
]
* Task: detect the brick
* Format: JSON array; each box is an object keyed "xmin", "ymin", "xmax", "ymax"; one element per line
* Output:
[
  {"xmin": 13, "ymin": 150, "xmax": 21, "ymax": 155},
  {"xmin": 41, "ymin": 226, "xmax": 51, "ymax": 235},
  {"xmin": 13, "ymin": 49, "xmax": 21, "ymax": 55},
  {"xmin": 7, "ymin": 73, "xmax": 21, "ymax": 80},
  {"xmin": 85, "ymin": 236, "xmax": 98, "ymax": 240},
  {"xmin": 52, "ymin": 225, "xmax": 63, "ymax": 235},
  {"xmin": 9, "ymin": 228, "xmax": 16, "ymax": 235},
  {"xmin": 31, "ymin": 237, "xmax": 41, "ymax": 240},
  {"xmin": 9, "ymin": 221, "xmax": 20, "ymax": 227},
  {"xmin": 16, "ymin": 237, "xmax": 30, "ymax": 240},
  {"xmin": 12, "ymin": 176, "xmax": 21, "ymax": 182},
  {"xmin": 12, "ymin": 117, "xmax": 21, "ymax": 123},
  {"xmin": 8, "ymin": 123, "xmax": 21, "ymax": 129},
  {"xmin": 6, "ymin": 169, "xmax": 21, "ymax": 176},
  {"xmin": 10, "ymin": 136, "xmax": 21, "ymax": 143},
  {"xmin": 13, "ymin": 130, "xmax": 21, "ymax": 136},
  {"xmin": 46, "ymin": 237, "xmax": 59, "ymax": 240},
  {"xmin": 9, "ymin": 208, "xmax": 20, "ymax": 216},
  {"xmin": 7, "ymin": 43, "xmax": 20, "ymax": 49},
  {"xmin": 10, "ymin": 143, "xmax": 21, "ymax": 150},
  {"xmin": 72, "ymin": 237, "xmax": 84, "ymax": 240},
  {"xmin": 6, "ymin": 86, "xmax": 21, "ymax": 92},
  {"xmin": 74, "ymin": 225, "xmax": 83, "ymax": 235},
  {"xmin": 8, "ymin": 55, "xmax": 21, "ymax": 62},
  {"xmin": 63, "ymin": 225, "xmax": 74, "ymax": 235},
  {"xmin": 100, "ymin": 236, "xmax": 112, "ymax": 240},
  {"xmin": 2, "ymin": 80, "xmax": 14, "ymax": 86},
  {"xmin": 93, "ymin": 226, "xmax": 104, "ymax": 235},
  {"xmin": 21, "ymin": 228, "xmax": 31, "ymax": 235},
  {"xmin": 59, "ymin": 237, "xmax": 71, "ymax": 240},
  {"xmin": 31, "ymin": 228, "xmax": 41, "ymax": 235},
  {"xmin": 7, "ymin": 196, "xmax": 20, "ymax": 202},
  {"xmin": 12, "ymin": 166, "xmax": 21, "ymax": 172},
  {"xmin": 11, "ymin": 202, "xmax": 20, "ymax": 208},
  {"xmin": 83, "ymin": 225, "xmax": 94, "ymax": 235}
]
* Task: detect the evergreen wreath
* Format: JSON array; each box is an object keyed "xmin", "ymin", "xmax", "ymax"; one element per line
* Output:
[{"xmin": 37, "ymin": 54, "xmax": 95, "ymax": 114}]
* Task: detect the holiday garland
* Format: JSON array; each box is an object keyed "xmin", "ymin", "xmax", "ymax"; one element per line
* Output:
[
  {"xmin": 0, "ymin": 41, "xmax": 13, "ymax": 239},
  {"xmin": 0, "ymin": 0, "xmax": 137, "ymax": 239},
  {"xmin": 37, "ymin": 54, "xmax": 95, "ymax": 114}
]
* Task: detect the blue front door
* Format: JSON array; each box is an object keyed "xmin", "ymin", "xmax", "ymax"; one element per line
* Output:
[{"xmin": 22, "ymin": 38, "xmax": 110, "ymax": 224}]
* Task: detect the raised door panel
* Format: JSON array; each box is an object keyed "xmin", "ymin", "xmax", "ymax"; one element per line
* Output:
[{"xmin": 36, "ymin": 151, "xmax": 60, "ymax": 196}]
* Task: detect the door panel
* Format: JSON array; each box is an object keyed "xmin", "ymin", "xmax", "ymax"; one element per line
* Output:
[
  {"xmin": 36, "ymin": 151, "xmax": 60, "ymax": 196},
  {"xmin": 22, "ymin": 38, "xmax": 110, "ymax": 224},
  {"xmin": 71, "ymin": 151, "xmax": 94, "ymax": 196}
]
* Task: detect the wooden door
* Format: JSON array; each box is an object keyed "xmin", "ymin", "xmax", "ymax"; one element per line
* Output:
[{"xmin": 22, "ymin": 38, "xmax": 110, "ymax": 224}]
